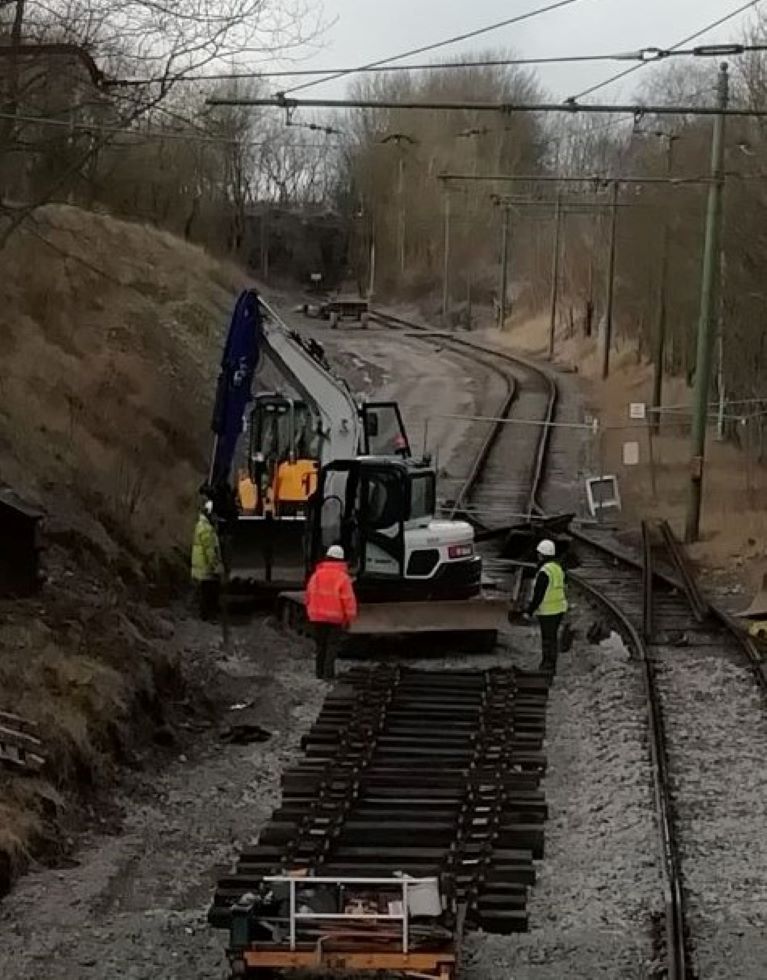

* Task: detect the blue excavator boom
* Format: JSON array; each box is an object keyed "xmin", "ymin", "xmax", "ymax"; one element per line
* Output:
[{"xmin": 207, "ymin": 290, "xmax": 264, "ymax": 504}]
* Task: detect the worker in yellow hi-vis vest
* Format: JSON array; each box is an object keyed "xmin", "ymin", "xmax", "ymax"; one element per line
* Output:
[
  {"xmin": 527, "ymin": 539, "xmax": 568, "ymax": 673},
  {"xmin": 191, "ymin": 500, "xmax": 224, "ymax": 620}
]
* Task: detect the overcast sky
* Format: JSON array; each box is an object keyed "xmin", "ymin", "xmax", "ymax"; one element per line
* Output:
[{"xmin": 280, "ymin": 0, "xmax": 760, "ymax": 101}]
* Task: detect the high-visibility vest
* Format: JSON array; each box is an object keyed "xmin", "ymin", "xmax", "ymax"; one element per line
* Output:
[
  {"xmin": 191, "ymin": 515, "xmax": 223, "ymax": 581},
  {"xmin": 537, "ymin": 561, "xmax": 568, "ymax": 617},
  {"xmin": 306, "ymin": 560, "xmax": 358, "ymax": 625}
]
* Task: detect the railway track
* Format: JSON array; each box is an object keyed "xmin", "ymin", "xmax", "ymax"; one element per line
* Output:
[
  {"xmin": 210, "ymin": 666, "xmax": 549, "ymax": 976},
  {"xmin": 370, "ymin": 309, "xmax": 767, "ymax": 978},
  {"xmin": 211, "ymin": 307, "xmax": 766, "ymax": 977},
  {"xmin": 209, "ymin": 314, "xmax": 566, "ymax": 977},
  {"xmin": 369, "ymin": 312, "xmax": 557, "ymax": 528}
]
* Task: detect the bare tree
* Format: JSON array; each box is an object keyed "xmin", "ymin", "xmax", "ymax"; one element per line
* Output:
[
  {"xmin": 340, "ymin": 53, "xmax": 547, "ymax": 309},
  {"xmin": 0, "ymin": 0, "xmax": 325, "ymax": 246}
]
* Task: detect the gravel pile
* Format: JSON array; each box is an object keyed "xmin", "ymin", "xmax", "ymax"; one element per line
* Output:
[
  {"xmin": 464, "ymin": 622, "xmax": 662, "ymax": 980},
  {"xmin": 657, "ymin": 650, "xmax": 767, "ymax": 979}
]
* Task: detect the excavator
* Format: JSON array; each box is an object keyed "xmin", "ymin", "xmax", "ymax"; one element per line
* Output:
[{"xmin": 205, "ymin": 289, "xmax": 506, "ymax": 640}]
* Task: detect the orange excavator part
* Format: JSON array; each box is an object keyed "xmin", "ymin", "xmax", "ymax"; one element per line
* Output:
[
  {"xmin": 236, "ymin": 460, "xmax": 318, "ymax": 517},
  {"xmin": 237, "ymin": 471, "xmax": 259, "ymax": 514},
  {"xmin": 274, "ymin": 459, "xmax": 318, "ymax": 506}
]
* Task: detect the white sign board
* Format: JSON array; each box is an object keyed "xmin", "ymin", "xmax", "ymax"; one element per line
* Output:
[
  {"xmin": 623, "ymin": 441, "xmax": 640, "ymax": 466},
  {"xmin": 585, "ymin": 476, "xmax": 622, "ymax": 517},
  {"xmin": 630, "ymin": 402, "xmax": 647, "ymax": 421}
]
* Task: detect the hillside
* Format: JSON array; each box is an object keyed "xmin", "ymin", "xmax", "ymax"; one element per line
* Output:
[{"xmin": 0, "ymin": 206, "xmax": 245, "ymax": 891}]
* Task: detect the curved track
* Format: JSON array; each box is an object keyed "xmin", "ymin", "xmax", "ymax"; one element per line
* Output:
[
  {"xmin": 369, "ymin": 313, "xmax": 557, "ymax": 530},
  {"xmin": 371, "ymin": 307, "xmax": 767, "ymax": 979}
]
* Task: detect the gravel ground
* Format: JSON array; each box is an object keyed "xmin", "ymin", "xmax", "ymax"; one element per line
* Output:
[
  {"xmin": 0, "ymin": 616, "xmax": 326, "ymax": 980},
  {"xmin": 462, "ymin": 616, "xmax": 662, "ymax": 980},
  {"xmin": 288, "ymin": 315, "xmax": 507, "ymax": 489},
  {"xmin": 657, "ymin": 649, "xmax": 767, "ymax": 978}
]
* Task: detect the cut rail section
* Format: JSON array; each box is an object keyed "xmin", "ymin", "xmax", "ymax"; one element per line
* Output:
[{"xmin": 570, "ymin": 570, "xmax": 689, "ymax": 980}]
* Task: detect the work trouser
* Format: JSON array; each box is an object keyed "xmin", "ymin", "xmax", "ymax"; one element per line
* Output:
[
  {"xmin": 538, "ymin": 613, "xmax": 564, "ymax": 672},
  {"xmin": 197, "ymin": 579, "xmax": 220, "ymax": 621},
  {"xmin": 314, "ymin": 623, "xmax": 342, "ymax": 680}
]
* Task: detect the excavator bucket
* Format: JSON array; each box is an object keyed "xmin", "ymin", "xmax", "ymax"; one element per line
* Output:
[
  {"xmin": 225, "ymin": 516, "xmax": 307, "ymax": 591},
  {"xmin": 348, "ymin": 595, "xmax": 509, "ymax": 636},
  {"xmin": 279, "ymin": 590, "xmax": 509, "ymax": 639}
]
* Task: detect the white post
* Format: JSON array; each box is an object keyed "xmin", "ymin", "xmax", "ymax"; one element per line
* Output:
[
  {"xmin": 289, "ymin": 879, "xmax": 296, "ymax": 951},
  {"xmin": 402, "ymin": 879, "xmax": 409, "ymax": 954}
]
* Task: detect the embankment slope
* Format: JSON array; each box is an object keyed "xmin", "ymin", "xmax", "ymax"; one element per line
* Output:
[{"xmin": 0, "ymin": 205, "xmax": 244, "ymax": 890}]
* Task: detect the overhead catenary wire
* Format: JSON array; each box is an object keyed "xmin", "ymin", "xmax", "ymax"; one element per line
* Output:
[
  {"xmin": 279, "ymin": 0, "xmax": 588, "ymax": 96},
  {"xmin": 0, "ymin": 109, "xmax": 341, "ymax": 148},
  {"xmin": 105, "ymin": 52, "xmax": 658, "ymax": 87},
  {"xmin": 568, "ymin": 0, "xmax": 764, "ymax": 101},
  {"xmin": 206, "ymin": 93, "xmax": 767, "ymax": 119},
  {"xmin": 441, "ymin": 172, "xmax": 712, "ymax": 184},
  {"xmin": 107, "ymin": 41, "xmax": 767, "ymax": 88}
]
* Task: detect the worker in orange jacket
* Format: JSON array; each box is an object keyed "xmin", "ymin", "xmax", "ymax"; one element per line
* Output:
[{"xmin": 306, "ymin": 545, "xmax": 358, "ymax": 680}]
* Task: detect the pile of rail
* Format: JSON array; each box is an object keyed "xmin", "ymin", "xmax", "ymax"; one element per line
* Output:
[{"xmin": 210, "ymin": 665, "xmax": 548, "ymax": 949}]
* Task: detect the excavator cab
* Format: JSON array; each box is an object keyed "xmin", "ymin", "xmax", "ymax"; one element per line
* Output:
[
  {"xmin": 313, "ymin": 459, "xmax": 408, "ymax": 587},
  {"xmin": 310, "ymin": 457, "xmax": 480, "ymax": 602},
  {"xmin": 228, "ymin": 395, "xmax": 320, "ymax": 588},
  {"xmin": 237, "ymin": 395, "xmax": 320, "ymax": 517}
]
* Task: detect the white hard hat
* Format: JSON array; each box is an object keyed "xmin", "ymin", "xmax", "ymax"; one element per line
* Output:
[
  {"xmin": 203, "ymin": 500, "xmax": 214, "ymax": 515},
  {"xmin": 326, "ymin": 545, "xmax": 345, "ymax": 560},
  {"xmin": 537, "ymin": 539, "xmax": 556, "ymax": 557}
]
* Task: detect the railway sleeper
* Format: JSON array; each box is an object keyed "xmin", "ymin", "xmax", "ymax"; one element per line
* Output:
[{"xmin": 210, "ymin": 667, "xmax": 548, "ymax": 948}]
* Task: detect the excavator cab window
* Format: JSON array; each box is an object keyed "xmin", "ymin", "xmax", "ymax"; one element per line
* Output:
[
  {"xmin": 361, "ymin": 403, "xmax": 411, "ymax": 458},
  {"xmin": 312, "ymin": 462, "xmax": 405, "ymax": 580},
  {"xmin": 318, "ymin": 468, "xmax": 350, "ymax": 551},
  {"xmin": 362, "ymin": 469, "xmax": 403, "ymax": 530},
  {"xmin": 408, "ymin": 472, "xmax": 436, "ymax": 522},
  {"xmin": 249, "ymin": 398, "xmax": 318, "ymax": 471}
]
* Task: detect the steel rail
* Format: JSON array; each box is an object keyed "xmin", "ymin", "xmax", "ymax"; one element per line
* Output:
[
  {"xmin": 658, "ymin": 519, "xmax": 709, "ymax": 622},
  {"xmin": 572, "ymin": 524, "xmax": 767, "ymax": 696},
  {"xmin": 370, "ymin": 311, "xmax": 763, "ymax": 686},
  {"xmin": 642, "ymin": 520, "xmax": 655, "ymax": 644},
  {"xmin": 369, "ymin": 312, "xmax": 558, "ymax": 519},
  {"xmin": 369, "ymin": 313, "xmax": 518, "ymax": 523},
  {"xmin": 570, "ymin": 572, "xmax": 688, "ymax": 980}
]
